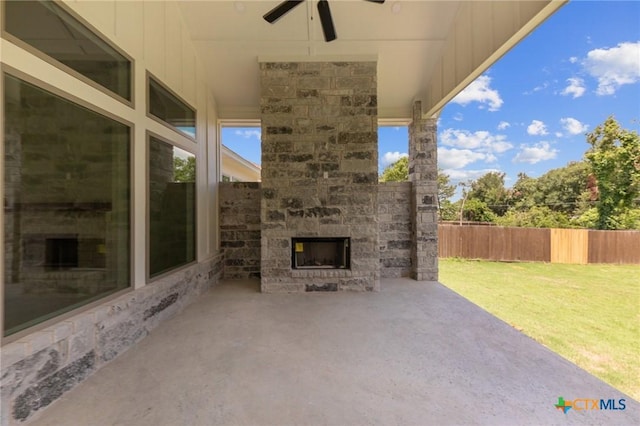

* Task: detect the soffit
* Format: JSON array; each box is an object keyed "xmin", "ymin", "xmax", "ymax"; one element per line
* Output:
[{"xmin": 177, "ymin": 0, "xmax": 566, "ymax": 120}]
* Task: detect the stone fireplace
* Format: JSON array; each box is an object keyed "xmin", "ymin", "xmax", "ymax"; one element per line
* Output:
[{"xmin": 260, "ymin": 61, "xmax": 379, "ymax": 292}]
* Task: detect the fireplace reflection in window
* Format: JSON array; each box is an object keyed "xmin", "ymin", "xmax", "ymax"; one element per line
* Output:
[
  {"xmin": 46, "ymin": 237, "xmax": 79, "ymax": 269},
  {"xmin": 292, "ymin": 238, "xmax": 350, "ymax": 269}
]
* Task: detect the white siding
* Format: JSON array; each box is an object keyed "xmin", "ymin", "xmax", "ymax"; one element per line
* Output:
[{"xmin": 0, "ymin": 0, "xmax": 221, "ymax": 287}]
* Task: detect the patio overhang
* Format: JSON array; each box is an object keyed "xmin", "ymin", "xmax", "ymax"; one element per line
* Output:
[
  {"xmin": 0, "ymin": 1, "xmax": 572, "ymax": 423},
  {"xmin": 178, "ymin": 0, "xmax": 567, "ymax": 120}
]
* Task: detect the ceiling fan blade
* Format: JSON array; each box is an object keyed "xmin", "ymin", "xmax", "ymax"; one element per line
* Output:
[
  {"xmin": 317, "ymin": 0, "xmax": 336, "ymax": 42},
  {"xmin": 263, "ymin": 0, "xmax": 305, "ymax": 24},
  {"xmin": 364, "ymin": 0, "xmax": 386, "ymax": 3}
]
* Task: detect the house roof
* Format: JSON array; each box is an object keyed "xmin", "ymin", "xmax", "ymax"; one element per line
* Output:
[
  {"xmin": 178, "ymin": 0, "xmax": 566, "ymax": 120},
  {"xmin": 221, "ymin": 144, "xmax": 262, "ymax": 173}
]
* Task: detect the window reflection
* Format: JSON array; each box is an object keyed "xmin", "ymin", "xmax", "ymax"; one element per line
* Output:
[
  {"xmin": 3, "ymin": 74, "xmax": 131, "ymax": 336},
  {"xmin": 148, "ymin": 138, "xmax": 196, "ymax": 277},
  {"xmin": 148, "ymin": 77, "xmax": 196, "ymax": 139},
  {"xmin": 4, "ymin": 0, "xmax": 132, "ymax": 101}
]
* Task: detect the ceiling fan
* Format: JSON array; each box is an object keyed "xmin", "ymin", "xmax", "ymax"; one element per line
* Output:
[{"xmin": 263, "ymin": 0, "xmax": 386, "ymax": 42}]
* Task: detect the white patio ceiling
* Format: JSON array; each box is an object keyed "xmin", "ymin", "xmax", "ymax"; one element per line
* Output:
[{"xmin": 178, "ymin": 0, "xmax": 566, "ymax": 120}]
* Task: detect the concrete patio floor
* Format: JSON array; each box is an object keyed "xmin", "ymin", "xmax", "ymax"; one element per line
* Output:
[{"xmin": 30, "ymin": 278, "xmax": 637, "ymax": 426}]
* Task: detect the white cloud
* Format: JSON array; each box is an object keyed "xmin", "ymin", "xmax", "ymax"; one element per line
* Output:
[
  {"xmin": 381, "ymin": 151, "xmax": 407, "ymax": 167},
  {"xmin": 450, "ymin": 75, "xmax": 503, "ymax": 111},
  {"xmin": 497, "ymin": 121, "xmax": 510, "ymax": 130},
  {"xmin": 584, "ymin": 41, "xmax": 640, "ymax": 95},
  {"xmin": 561, "ymin": 77, "xmax": 586, "ymax": 98},
  {"xmin": 569, "ymin": 56, "xmax": 578, "ymax": 64},
  {"xmin": 439, "ymin": 128, "xmax": 513, "ymax": 153},
  {"xmin": 453, "ymin": 112, "xmax": 464, "ymax": 122},
  {"xmin": 438, "ymin": 148, "xmax": 494, "ymax": 169},
  {"xmin": 560, "ymin": 117, "xmax": 589, "ymax": 135},
  {"xmin": 527, "ymin": 120, "xmax": 548, "ymax": 136},
  {"xmin": 513, "ymin": 142, "xmax": 558, "ymax": 164},
  {"xmin": 555, "ymin": 132, "xmax": 563, "ymax": 138},
  {"xmin": 524, "ymin": 81, "xmax": 550, "ymax": 95},
  {"xmin": 234, "ymin": 129, "xmax": 261, "ymax": 139},
  {"xmin": 443, "ymin": 168, "xmax": 501, "ymax": 181}
]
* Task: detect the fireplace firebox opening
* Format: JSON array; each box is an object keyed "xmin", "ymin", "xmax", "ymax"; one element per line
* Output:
[{"xmin": 291, "ymin": 237, "xmax": 350, "ymax": 270}]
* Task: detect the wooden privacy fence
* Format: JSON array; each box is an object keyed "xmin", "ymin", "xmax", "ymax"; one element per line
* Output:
[{"xmin": 438, "ymin": 225, "xmax": 640, "ymax": 265}]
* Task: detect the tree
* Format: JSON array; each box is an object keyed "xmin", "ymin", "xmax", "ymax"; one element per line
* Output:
[
  {"xmin": 511, "ymin": 172, "xmax": 538, "ymax": 210},
  {"xmin": 438, "ymin": 169, "xmax": 456, "ymax": 204},
  {"xmin": 534, "ymin": 161, "xmax": 591, "ymax": 215},
  {"xmin": 455, "ymin": 179, "xmax": 496, "ymax": 223},
  {"xmin": 571, "ymin": 207, "xmax": 599, "ymax": 229},
  {"xmin": 457, "ymin": 179, "xmax": 472, "ymax": 224},
  {"xmin": 509, "ymin": 162, "xmax": 595, "ymax": 224},
  {"xmin": 437, "ymin": 169, "xmax": 456, "ymax": 220},
  {"xmin": 497, "ymin": 206, "xmax": 570, "ymax": 228},
  {"xmin": 614, "ymin": 208, "xmax": 640, "ymax": 229},
  {"xmin": 572, "ymin": 207, "xmax": 640, "ymax": 230},
  {"xmin": 379, "ymin": 156, "xmax": 408, "ymax": 182},
  {"xmin": 460, "ymin": 198, "xmax": 497, "ymax": 223},
  {"xmin": 585, "ymin": 117, "xmax": 640, "ymax": 229},
  {"xmin": 468, "ymin": 171, "xmax": 510, "ymax": 216},
  {"xmin": 174, "ymin": 156, "xmax": 196, "ymax": 182},
  {"xmin": 439, "ymin": 201, "xmax": 459, "ymax": 221}
]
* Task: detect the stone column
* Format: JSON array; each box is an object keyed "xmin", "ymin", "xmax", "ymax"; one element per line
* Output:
[{"xmin": 408, "ymin": 101, "xmax": 438, "ymax": 281}]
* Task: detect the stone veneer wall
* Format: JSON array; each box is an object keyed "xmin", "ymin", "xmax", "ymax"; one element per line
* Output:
[
  {"xmin": 220, "ymin": 181, "xmax": 413, "ymax": 280},
  {"xmin": 379, "ymin": 182, "xmax": 412, "ymax": 277},
  {"xmin": 260, "ymin": 61, "xmax": 379, "ymax": 292},
  {"xmin": 219, "ymin": 182, "xmax": 261, "ymax": 279},
  {"xmin": 0, "ymin": 256, "xmax": 223, "ymax": 425}
]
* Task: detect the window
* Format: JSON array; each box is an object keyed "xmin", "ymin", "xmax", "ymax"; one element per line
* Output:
[
  {"xmin": 3, "ymin": 73, "xmax": 131, "ymax": 337},
  {"xmin": 3, "ymin": 0, "xmax": 132, "ymax": 102},
  {"xmin": 148, "ymin": 76, "xmax": 196, "ymax": 139},
  {"xmin": 148, "ymin": 136, "xmax": 196, "ymax": 278},
  {"xmin": 220, "ymin": 124, "xmax": 262, "ymax": 182}
]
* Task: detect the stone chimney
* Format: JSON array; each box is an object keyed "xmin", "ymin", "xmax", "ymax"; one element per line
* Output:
[{"xmin": 259, "ymin": 61, "xmax": 379, "ymax": 292}]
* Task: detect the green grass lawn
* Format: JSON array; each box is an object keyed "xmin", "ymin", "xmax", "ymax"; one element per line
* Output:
[{"xmin": 439, "ymin": 259, "xmax": 640, "ymax": 401}]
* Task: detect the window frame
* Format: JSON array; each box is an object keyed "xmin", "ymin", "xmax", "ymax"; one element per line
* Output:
[
  {"xmin": 146, "ymin": 131, "xmax": 198, "ymax": 283},
  {"xmin": 0, "ymin": 0, "xmax": 135, "ymax": 108},
  {"xmin": 146, "ymin": 72, "xmax": 198, "ymax": 142},
  {"xmin": 0, "ymin": 65, "xmax": 135, "ymax": 345}
]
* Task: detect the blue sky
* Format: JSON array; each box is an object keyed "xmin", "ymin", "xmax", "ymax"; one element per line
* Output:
[{"xmin": 222, "ymin": 0, "xmax": 640, "ymax": 188}]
